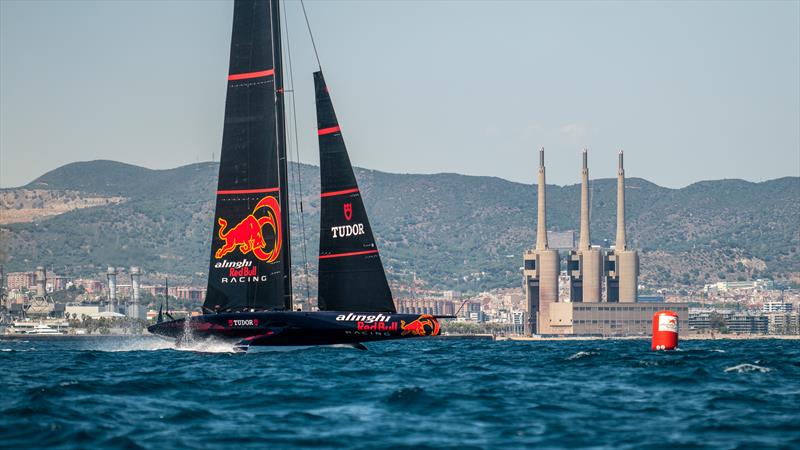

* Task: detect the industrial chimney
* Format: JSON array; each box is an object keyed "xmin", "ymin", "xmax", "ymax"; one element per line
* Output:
[
  {"xmin": 606, "ymin": 151, "xmax": 639, "ymax": 302},
  {"xmin": 615, "ymin": 151, "xmax": 627, "ymax": 252},
  {"xmin": 569, "ymin": 150, "xmax": 602, "ymax": 302},
  {"xmin": 35, "ymin": 266, "xmax": 46, "ymax": 297},
  {"xmin": 129, "ymin": 267, "xmax": 143, "ymax": 320},
  {"xmin": 107, "ymin": 266, "xmax": 118, "ymax": 313},
  {"xmin": 523, "ymin": 148, "xmax": 560, "ymax": 335}
]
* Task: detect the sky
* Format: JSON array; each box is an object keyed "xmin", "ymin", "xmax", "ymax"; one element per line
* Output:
[{"xmin": 1, "ymin": 0, "xmax": 798, "ymax": 189}]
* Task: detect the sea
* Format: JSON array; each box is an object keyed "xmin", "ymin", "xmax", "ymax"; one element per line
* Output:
[{"xmin": 0, "ymin": 337, "xmax": 797, "ymax": 450}]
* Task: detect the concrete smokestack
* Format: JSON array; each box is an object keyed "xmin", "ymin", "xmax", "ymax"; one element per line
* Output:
[
  {"xmin": 579, "ymin": 149, "xmax": 590, "ymax": 251},
  {"xmin": 107, "ymin": 266, "xmax": 117, "ymax": 312},
  {"xmin": 130, "ymin": 267, "xmax": 142, "ymax": 320},
  {"xmin": 523, "ymin": 147, "xmax": 560, "ymax": 335},
  {"xmin": 535, "ymin": 147, "xmax": 549, "ymax": 251},
  {"xmin": 570, "ymin": 150, "xmax": 602, "ymax": 303},
  {"xmin": 35, "ymin": 266, "xmax": 46, "ymax": 297},
  {"xmin": 608, "ymin": 150, "xmax": 639, "ymax": 303},
  {"xmin": 131, "ymin": 267, "xmax": 141, "ymax": 304},
  {"xmin": 615, "ymin": 150, "xmax": 626, "ymax": 251}
]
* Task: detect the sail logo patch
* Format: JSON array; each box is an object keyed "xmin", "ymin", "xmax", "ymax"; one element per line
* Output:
[
  {"xmin": 336, "ymin": 313, "xmax": 391, "ymax": 323},
  {"xmin": 228, "ymin": 319, "xmax": 259, "ymax": 327},
  {"xmin": 401, "ymin": 314, "xmax": 441, "ymax": 337},
  {"xmin": 215, "ymin": 196, "xmax": 282, "ymax": 263},
  {"xmin": 331, "ymin": 223, "xmax": 365, "ymax": 239},
  {"xmin": 344, "ymin": 203, "xmax": 353, "ymax": 221}
]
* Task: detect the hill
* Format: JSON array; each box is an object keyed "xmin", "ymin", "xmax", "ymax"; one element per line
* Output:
[{"xmin": 1, "ymin": 160, "xmax": 798, "ymax": 292}]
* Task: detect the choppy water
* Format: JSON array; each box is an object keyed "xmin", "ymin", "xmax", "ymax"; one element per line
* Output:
[{"xmin": 1, "ymin": 337, "xmax": 798, "ymax": 449}]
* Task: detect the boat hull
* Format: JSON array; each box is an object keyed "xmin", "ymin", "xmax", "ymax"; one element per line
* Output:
[{"xmin": 147, "ymin": 311, "xmax": 440, "ymax": 348}]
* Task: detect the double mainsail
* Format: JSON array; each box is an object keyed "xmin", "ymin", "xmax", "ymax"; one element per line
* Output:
[{"xmin": 203, "ymin": 0, "xmax": 394, "ymax": 314}]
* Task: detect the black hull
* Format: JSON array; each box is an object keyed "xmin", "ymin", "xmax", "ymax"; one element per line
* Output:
[{"xmin": 148, "ymin": 311, "xmax": 440, "ymax": 348}]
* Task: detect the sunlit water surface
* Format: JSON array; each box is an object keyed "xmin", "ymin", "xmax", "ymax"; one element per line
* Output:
[{"xmin": 1, "ymin": 337, "xmax": 798, "ymax": 449}]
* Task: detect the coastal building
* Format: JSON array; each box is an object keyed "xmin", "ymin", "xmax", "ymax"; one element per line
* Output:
[
  {"xmin": 6, "ymin": 271, "xmax": 35, "ymax": 290},
  {"xmin": 704, "ymin": 279, "xmax": 775, "ymax": 293},
  {"xmin": 176, "ymin": 287, "xmax": 206, "ymax": 301},
  {"xmin": 547, "ymin": 302, "xmax": 689, "ymax": 336},
  {"xmin": 761, "ymin": 302, "xmax": 792, "ymax": 313},
  {"xmin": 74, "ymin": 278, "xmax": 105, "ymax": 294},
  {"xmin": 727, "ymin": 314, "xmax": 768, "ymax": 334},
  {"xmin": 396, "ymin": 298, "xmax": 457, "ymax": 316},
  {"xmin": 46, "ymin": 275, "xmax": 71, "ymax": 292},
  {"xmin": 767, "ymin": 313, "xmax": 799, "ymax": 335}
]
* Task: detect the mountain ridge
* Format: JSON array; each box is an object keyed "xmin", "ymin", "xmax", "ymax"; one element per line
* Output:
[{"xmin": 1, "ymin": 160, "xmax": 798, "ymax": 292}]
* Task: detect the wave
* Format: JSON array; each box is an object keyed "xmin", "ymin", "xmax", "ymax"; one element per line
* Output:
[
  {"xmin": 566, "ymin": 350, "xmax": 599, "ymax": 360},
  {"xmin": 84, "ymin": 336, "xmax": 237, "ymax": 354},
  {"xmin": 724, "ymin": 363, "xmax": 771, "ymax": 373}
]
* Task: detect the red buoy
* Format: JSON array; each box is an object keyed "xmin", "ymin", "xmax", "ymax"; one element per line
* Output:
[{"xmin": 651, "ymin": 310, "xmax": 679, "ymax": 351}]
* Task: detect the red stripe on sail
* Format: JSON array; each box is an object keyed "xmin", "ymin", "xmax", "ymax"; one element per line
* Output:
[
  {"xmin": 318, "ymin": 126, "xmax": 341, "ymax": 136},
  {"xmin": 217, "ymin": 187, "xmax": 280, "ymax": 195},
  {"xmin": 319, "ymin": 249, "xmax": 379, "ymax": 260},
  {"xmin": 320, "ymin": 188, "xmax": 359, "ymax": 198},
  {"xmin": 228, "ymin": 69, "xmax": 275, "ymax": 81}
]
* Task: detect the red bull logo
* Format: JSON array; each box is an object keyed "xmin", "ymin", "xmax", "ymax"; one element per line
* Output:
[
  {"xmin": 215, "ymin": 196, "xmax": 281, "ymax": 263},
  {"xmin": 357, "ymin": 321, "xmax": 398, "ymax": 332},
  {"xmin": 400, "ymin": 314, "xmax": 440, "ymax": 337}
]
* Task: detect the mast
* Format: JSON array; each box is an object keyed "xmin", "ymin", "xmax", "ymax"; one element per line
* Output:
[{"xmin": 270, "ymin": 0, "xmax": 292, "ymax": 309}]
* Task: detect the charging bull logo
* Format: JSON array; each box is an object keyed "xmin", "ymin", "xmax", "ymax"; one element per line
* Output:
[
  {"xmin": 401, "ymin": 314, "xmax": 440, "ymax": 337},
  {"xmin": 344, "ymin": 203, "xmax": 353, "ymax": 221},
  {"xmin": 215, "ymin": 196, "xmax": 282, "ymax": 263}
]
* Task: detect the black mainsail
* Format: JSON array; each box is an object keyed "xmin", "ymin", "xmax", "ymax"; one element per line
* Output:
[
  {"xmin": 314, "ymin": 71, "xmax": 396, "ymax": 313},
  {"xmin": 203, "ymin": 0, "xmax": 291, "ymax": 313}
]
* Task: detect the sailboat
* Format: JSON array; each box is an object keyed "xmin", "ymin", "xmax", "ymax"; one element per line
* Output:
[{"xmin": 148, "ymin": 0, "xmax": 442, "ymax": 351}]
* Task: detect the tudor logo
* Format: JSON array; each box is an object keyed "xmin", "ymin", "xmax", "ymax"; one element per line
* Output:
[
  {"xmin": 331, "ymin": 223, "xmax": 365, "ymax": 238},
  {"xmin": 344, "ymin": 203, "xmax": 353, "ymax": 221},
  {"xmin": 228, "ymin": 319, "xmax": 259, "ymax": 327}
]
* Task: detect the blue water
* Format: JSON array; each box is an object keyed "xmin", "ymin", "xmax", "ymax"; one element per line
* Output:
[{"xmin": 1, "ymin": 337, "xmax": 798, "ymax": 449}]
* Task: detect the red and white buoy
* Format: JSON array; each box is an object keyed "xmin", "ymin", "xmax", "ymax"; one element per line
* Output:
[{"xmin": 651, "ymin": 310, "xmax": 679, "ymax": 351}]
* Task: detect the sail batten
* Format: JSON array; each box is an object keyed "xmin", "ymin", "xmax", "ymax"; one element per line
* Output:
[
  {"xmin": 203, "ymin": 0, "xmax": 290, "ymax": 313},
  {"xmin": 314, "ymin": 71, "xmax": 396, "ymax": 313}
]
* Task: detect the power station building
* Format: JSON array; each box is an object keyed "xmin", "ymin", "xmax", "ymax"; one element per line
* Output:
[{"xmin": 524, "ymin": 149, "xmax": 686, "ymax": 336}]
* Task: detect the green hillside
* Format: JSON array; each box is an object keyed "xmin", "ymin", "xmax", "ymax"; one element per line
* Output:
[{"xmin": 1, "ymin": 160, "xmax": 798, "ymax": 292}]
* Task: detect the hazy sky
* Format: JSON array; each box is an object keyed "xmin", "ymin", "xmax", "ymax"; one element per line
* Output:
[{"xmin": 1, "ymin": 0, "xmax": 798, "ymax": 189}]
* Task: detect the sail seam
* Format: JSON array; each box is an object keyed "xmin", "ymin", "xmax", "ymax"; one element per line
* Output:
[
  {"xmin": 319, "ymin": 249, "xmax": 379, "ymax": 260},
  {"xmin": 320, "ymin": 188, "xmax": 359, "ymax": 198},
  {"xmin": 228, "ymin": 69, "xmax": 275, "ymax": 80},
  {"xmin": 318, "ymin": 126, "xmax": 341, "ymax": 135}
]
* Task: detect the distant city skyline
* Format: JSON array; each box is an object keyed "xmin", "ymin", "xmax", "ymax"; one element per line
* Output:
[{"xmin": 1, "ymin": 0, "xmax": 798, "ymax": 189}]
